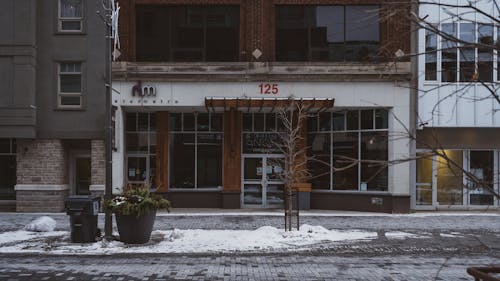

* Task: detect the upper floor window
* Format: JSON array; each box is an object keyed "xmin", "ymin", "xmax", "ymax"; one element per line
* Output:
[
  {"xmin": 276, "ymin": 5, "xmax": 380, "ymax": 62},
  {"xmin": 425, "ymin": 23, "xmax": 496, "ymax": 83},
  {"xmin": 58, "ymin": 62, "xmax": 82, "ymax": 109},
  {"xmin": 136, "ymin": 5, "xmax": 240, "ymax": 62},
  {"xmin": 59, "ymin": 0, "xmax": 83, "ymax": 32}
]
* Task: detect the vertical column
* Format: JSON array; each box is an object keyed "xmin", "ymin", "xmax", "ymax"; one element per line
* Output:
[
  {"xmin": 223, "ymin": 109, "xmax": 242, "ymax": 208},
  {"xmin": 156, "ymin": 112, "xmax": 169, "ymax": 193}
]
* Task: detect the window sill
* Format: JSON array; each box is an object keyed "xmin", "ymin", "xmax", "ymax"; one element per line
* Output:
[
  {"xmin": 311, "ymin": 189, "xmax": 391, "ymax": 195},
  {"xmin": 54, "ymin": 107, "xmax": 85, "ymax": 111},
  {"xmin": 54, "ymin": 31, "xmax": 87, "ymax": 36},
  {"xmin": 168, "ymin": 188, "xmax": 223, "ymax": 192}
]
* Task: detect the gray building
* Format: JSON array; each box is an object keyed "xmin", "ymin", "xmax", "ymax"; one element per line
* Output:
[{"xmin": 0, "ymin": 0, "xmax": 106, "ymax": 212}]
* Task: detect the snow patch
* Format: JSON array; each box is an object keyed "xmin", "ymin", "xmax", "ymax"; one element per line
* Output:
[
  {"xmin": 385, "ymin": 231, "xmax": 420, "ymax": 239},
  {"xmin": 24, "ymin": 216, "xmax": 57, "ymax": 232}
]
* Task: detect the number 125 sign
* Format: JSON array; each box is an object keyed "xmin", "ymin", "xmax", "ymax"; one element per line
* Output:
[{"xmin": 258, "ymin": 83, "xmax": 279, "ymax": 95}]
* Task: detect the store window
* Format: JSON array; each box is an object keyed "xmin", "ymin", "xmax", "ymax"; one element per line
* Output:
[
  {"xmin": 125, "ymin": 113, "xmax": 156, "ymax": 190},
  {"xmin": 307, "ymin": 109, "xmax": 389, "ymax": 191},
  {"xmin": 169, "ymin": 113, "xmax": 223, "ymax": 189},
  {"xmin": 276, "ymin": 5, "xmax": 380, "ymax": 62},
  {"xmin": 58, "ymin": 62, "xmax": 82, "ymax": 108},
  {"xmin": 415, "ymin": 150, "xmax": 497, "ymax": 207},
  {"xmin": 0, "ymin": 139, "xmax": 16, "ymax": 200},
  {"xmin": 59, "ymin": 0, "xmax": 83, "ymax": 32},
  {"xmin": 136, "ymin": 5, "xmax": 240, "ymax": 62}
]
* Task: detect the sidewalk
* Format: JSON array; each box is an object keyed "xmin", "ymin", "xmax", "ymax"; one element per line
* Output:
[{"xmin": 0, "ymin": 209, "xmax": 498, "ymax": 256}]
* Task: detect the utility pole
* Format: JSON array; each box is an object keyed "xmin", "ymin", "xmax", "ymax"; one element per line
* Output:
[{"xmin": 98, "ymin": 0, "xmax": 113, "ymax": 239}]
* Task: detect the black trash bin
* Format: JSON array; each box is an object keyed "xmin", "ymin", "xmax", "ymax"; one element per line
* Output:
[{"xmin": 65, "ymin": 195, "xmax": 100, "ymax": 243}]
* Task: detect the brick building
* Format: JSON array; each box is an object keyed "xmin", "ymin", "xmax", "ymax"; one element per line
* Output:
[{"xmin": 111, "ymin": 0, "xmax": 414, "ymax": 212}]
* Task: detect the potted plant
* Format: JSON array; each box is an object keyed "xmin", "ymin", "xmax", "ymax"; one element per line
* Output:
[{"xmin": 104, "ymin": 187, "xmax": 170, "ymax": 244}]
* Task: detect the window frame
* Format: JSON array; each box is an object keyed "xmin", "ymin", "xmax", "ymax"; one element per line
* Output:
[
  {"xmin": 307, "ymin": 109, "xmax": 390, "ymax": 193},
  {"xmin": 58, "ymin": 0, "xmax": 84, "ymax": 32},
  {"xmin": 57, "ymin": 62, "xmax": 83, "ymax": 109}
]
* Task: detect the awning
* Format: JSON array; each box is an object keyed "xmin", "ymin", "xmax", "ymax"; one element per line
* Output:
[{"xmin": 204, "ymin": 97, "xmax": 334, "ymax": 113}]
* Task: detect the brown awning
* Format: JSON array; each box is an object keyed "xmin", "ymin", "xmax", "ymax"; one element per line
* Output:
[{"xmin": 204, "ymin": 97, "xmax": 334, "ymax": 113}]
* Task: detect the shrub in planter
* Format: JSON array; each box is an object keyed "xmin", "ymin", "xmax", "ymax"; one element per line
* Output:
[{"xmin": 104, "ymin": 188, "xmax": 170, "ymax": 244}]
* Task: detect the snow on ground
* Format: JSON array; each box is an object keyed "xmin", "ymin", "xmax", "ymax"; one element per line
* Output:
[
  {"xmin": 385, "ymin": 231, "xmax": 432, "ymax": 239},
  {"xmin": 0, "ymin": 230, "xmax": 66, "ymax": 245},
  {"xmin": 0, "ymin": 224, "xmax": 377, "ymax": 255},
  {"xmin": 24, "ymin": 216, "xmax": 57, "ymax": 232}
]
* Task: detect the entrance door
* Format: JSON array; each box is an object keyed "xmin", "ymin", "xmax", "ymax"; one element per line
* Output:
[
  {"xmin": 75, "ymin": 156, "xmax": 91, "ymax": 195},
  {"xmin": 242, "ymin": 155, "xmax": 284, "ymax": 208}
]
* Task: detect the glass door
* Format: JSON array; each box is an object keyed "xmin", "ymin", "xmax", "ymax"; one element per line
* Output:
[{"xmin": 242, "ymin": 156, "xmax": 284, "ymax": 208}]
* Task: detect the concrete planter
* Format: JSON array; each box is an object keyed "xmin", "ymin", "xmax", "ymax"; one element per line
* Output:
[{"xmin": 115, "ymin": 210, "xmax": 157, "ymax": 244}]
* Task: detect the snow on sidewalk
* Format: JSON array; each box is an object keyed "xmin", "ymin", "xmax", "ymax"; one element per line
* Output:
[{"xmin": 0, "ymin": 225, "xmax": 377, "ymax": 255}]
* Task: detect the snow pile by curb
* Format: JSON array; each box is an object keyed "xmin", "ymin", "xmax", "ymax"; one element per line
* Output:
[
  {"xmin": 0, "ymin": 225, "xmax": 377, "ymax": 255},
  {"xmin": 24, "ymin": 216, "xmax": 57, "ymax": 232}
]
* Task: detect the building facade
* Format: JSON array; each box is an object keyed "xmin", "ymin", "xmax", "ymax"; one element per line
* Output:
[
  {"xmin": 111, "ymin": 0, "xmax": 414, "ymax": 212},
  {"xmin": 416, "ymin": 0, "xmax": 500, "ymax": 210},
  {"xmin": 0, "ymin": 0, "xmax": 106, "ymax": 211}
]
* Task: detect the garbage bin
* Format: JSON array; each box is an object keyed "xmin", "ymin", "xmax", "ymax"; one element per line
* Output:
[{"xmin": 65, "ymin": 195, "xmax": 100, "ymax": 243}]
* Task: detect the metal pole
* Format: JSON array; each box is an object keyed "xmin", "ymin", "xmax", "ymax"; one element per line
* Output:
[{"xmin": 104, "ymin": 0, "xmax": 113, "ymax": 239}]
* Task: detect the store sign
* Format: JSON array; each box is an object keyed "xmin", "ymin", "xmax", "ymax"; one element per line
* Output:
[
  {"xmin": 243, "ymin": 133, "xmax": 283, "ymax": 154},
  {"xmin": 131, "ymin": 82, "xmax": 156, "ymax": 97}
]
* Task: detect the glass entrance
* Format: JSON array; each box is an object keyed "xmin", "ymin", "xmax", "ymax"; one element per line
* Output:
[{"xmin": 242, "ymin": 156, "xmax": 284, "ymax": 208}]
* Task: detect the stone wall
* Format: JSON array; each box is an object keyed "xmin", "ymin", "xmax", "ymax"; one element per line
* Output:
[
  {"xmin": 15, "ymin": 139, "xmax": 69, "ymax": 212},
  {"xmin": 16, "ymin": 139, "xmax": 67, "ymax": 184},
  {"xmin": 91, "ymin": 140, "xmax": 105, "ymax": 185}
]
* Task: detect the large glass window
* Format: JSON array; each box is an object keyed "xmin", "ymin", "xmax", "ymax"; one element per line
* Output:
[
  {"xmin": 169, "ymin": 113, "xmax": 223, "ymax": 189},
  {"xmin": 125, "ymin": 113, "xmax": 157, "ymax": 190},
  {"xmin": 0, "ymin": 139, "xmax": 16, "ymax": 200},
  {"xmin": 276, "ymin": 5, "xmax": 380, "ymax": 62},
  {"xmin": 242, "ymin": 113, "xmax": 283, "ymax": 154},
  {"xmin": 436, "ymin": 150, "xmax": 463, "ymax": 205},
  {"xmin": 425, "ymin": 28, "xmax": 437, "ymax": 80},
  {"xmin": 307, "ymin": 109, "xmax": 389, "ymax": 191},
  {"xmin": 441, "ymin": 23, "xmax": 457, "ymax": 82},
  {"xmin": 468, "ymin": 151, "xmax": 494, "ymax": 205},
  {"xmin": 136, "ymin": 6, "xmax": 240, "ymax": 62}
]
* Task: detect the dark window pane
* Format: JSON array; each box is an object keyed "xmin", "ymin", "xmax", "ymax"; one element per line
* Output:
[
  {"xmin": 346, "ymin": 111, "xmax": 359, "ymax": 130},
  {"xmin": 197, "ymin": 133, "xmax": 223, "ymax": 188},
  {"xmin": 127, "ymin": 157, "xmax": 147, "ymax": 182},
  {"xmin": 126, "ymin": 133, "xmax": 149, "ymax": 153},
  {"xmin": 243, "ymin": 113, "xmax": 252, "ymax": 132},
  {"xmin": 149, "ymin": 132, "xmax": 156, "ymax": 154},
  {"xmin": 307, "ymin": 115, "xmax": 318, "ymax": 132},
  {"xmin": 61, "ymin": 21, "xmax": 81, "ymax": 31},
  {"xmin": 332, "ymin": 132, "xmax": 358, "ymax": 190},
  {"xmin": 319, "ymin": 112, "xmax": 331, "ymax": 131},
  {"xmin": 375, "ymin": 109, "xmax": 388, "ymax": 129},
  {"xmin": 60, "ymin": 0, "xmax": 82, "ymax": 17},
  {"xmin": 308, "ymin": 133, "xmax": 331, "ymax": 189},
  {"xmin": 254, "ymin": 113, "xmax": 264, "ymax": 132},
  {"xmin": 469, "ymin": 150, "xmax": 494, "ymax": 205},
  {"xmin": 265, "ymin": 114, "xmax": 276, "ymax": 132},
  {"xmin": 361, "ymin": 110, "xmax": 373, "ymax": 130},
  {"xmin": 478, "ymin": 24, "xmax": 493, "ymax": 82},
  {"xmin": 0, "ymin": 139, "xmax": 10, "ymax": 153},
  {"xmin": 206, "ymin": 6, "xmax": 240, "ymax": 61},
  {"xmin": 126, "ymin": 113, "xmax": 137, "ymax": 131},
  {"xmin": 345, "ymin": 6, "xmax": 380, "ymax": 61},
  {"xmin": 60, "ymin": 95, "xmax": 81, "ymax": 106},
  {"xmin": 197, "ymin": 113, "xmax": 210, "ymax": 131},
  {"xmin": 169, "ymin": 113, "xmax": 182, "ymax": 131},
  {"xmin": 361, "ymin": 132, "xmax": 388, "ymax": 191},
  {"xmin": 136, "ymin": 6, "xmax": 171, "ymax": 61},
  {"xmin": 0, "ymin": 155, "xmax": 16, "ymax": 200},
  {"xmin": 60, "ymin": 74, "xmax": 81, "ymax": 93},
  {"xmin": 183, "ymin": 113, "xmax": 195, "ymax": 131},
  {"xmin": 149, "ymin": 113, "xmax": 156, "ymax": 131},
  {"xmin": 441, "ymin": 23, "xmax": 457, "ymax": 82},
  {"xmin": 211, "ymin": 113, "xmax": 223, "ymax": 131},
  {"xmin": 311, "ymin": 6, "xmax": 345, "ymax": 62},
  {"xmin": 333, "ymin": 113, "xmax": 345, "ymax": 131},
  {"xmin": 425, "ymin": 28, "xmax": 437, "ymax": 80},
  {"xmin": 138, "ymin": 113, "xmax": 149, "ymax": 131},
  {"xmin": 276, "ymin": 6, "xmax": 309, "ymax": 61},
  {"xmin": 170, "ymin": 133, "xmax": 195, "ymax": 188},
  {"xmin": 459, "ymin": 23, "xmax": 475, "ymax": 82}
]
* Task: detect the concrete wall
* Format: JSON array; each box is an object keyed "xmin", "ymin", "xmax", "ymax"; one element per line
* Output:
[
  {"xmin": 0, "ymin": 0, "xmax": 37, "ymax": 138},
  {"xmin": 35, "ymin": 0, "xmax": 106, "ymax": 139}
]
